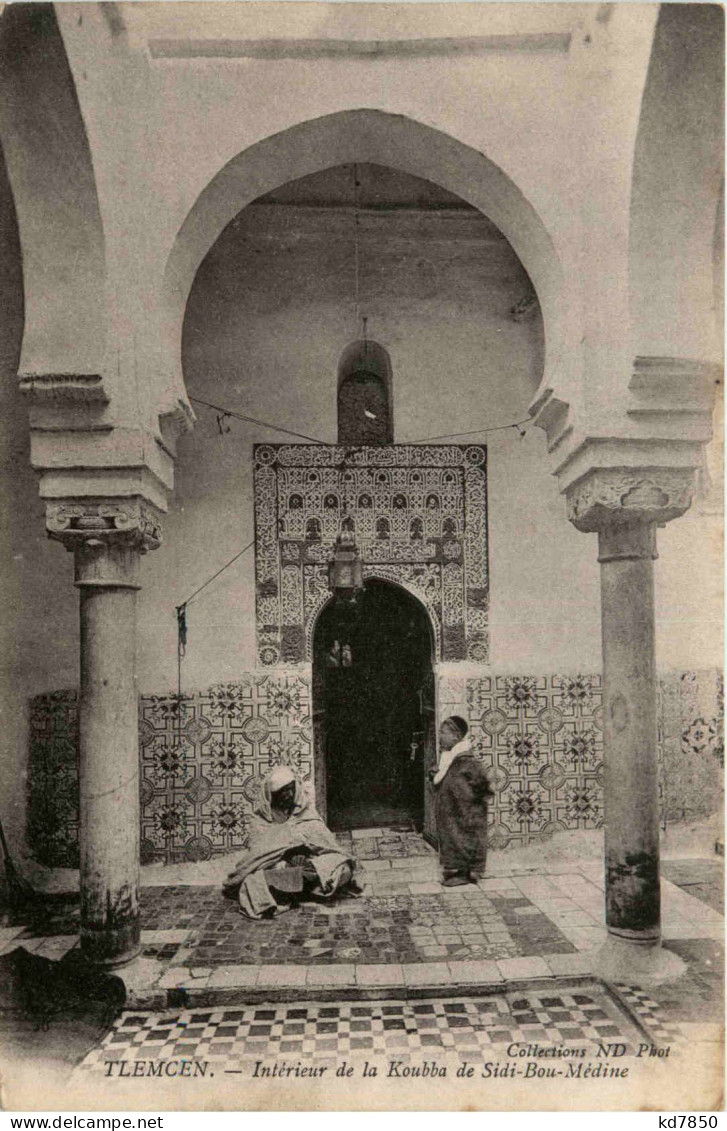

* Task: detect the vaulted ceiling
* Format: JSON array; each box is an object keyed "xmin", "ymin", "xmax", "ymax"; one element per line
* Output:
[{"xmin": 256, "ymin": 162, "xmax": 474, "ymax": 211}]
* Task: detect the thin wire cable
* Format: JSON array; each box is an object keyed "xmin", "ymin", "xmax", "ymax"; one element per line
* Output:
[
  {"xmin": 189, "ymin": 397, "xmax": 328, "ymax": 445},
  {"xmin": 173, "ymin": 540, "xmax": 253, "ymax": 728},
  {"xmin": 177, "ymin": 539, "xmax": 255, "ymax": 612},
  {"xmin": 407, "ymin": 418, "xmax": 531, "ymax": 443},
  {"xmin": 353, "ymin": 162, "xmax": 361, "ymax": 335},
  {"xmin": 190, "ymin": 393, "xmax": 531, "ymax": 446}
]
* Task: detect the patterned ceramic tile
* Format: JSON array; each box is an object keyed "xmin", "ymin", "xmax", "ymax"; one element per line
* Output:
[
  {"xmin": 26, "ymin": 690, "xmax": 80, "ymax": 868},
  {"xmin": 29, "ymin": 676, "xmax": 312, "ymax": 866},
  {"xmin": 667, "ymin": 670, "xmax": 724, "ymax": 820},
  {"xmin": 138, "ymin": 675, "xmax": 312, "ymax": 864},
  {"xmin": 466, "ymin": 675, "xmax": 604, "ymax": 849},
  {"xmin": 614, "ymin": 986, "xmax": 689, "ymax": 1047},
  {"xmin": 26, "ymin": 669, "xmax": 723, "ymax": 865}
]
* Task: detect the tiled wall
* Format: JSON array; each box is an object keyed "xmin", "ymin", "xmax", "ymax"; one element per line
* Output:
[
  {"xmin": 27, "ymin": 670, "xmax": 723, "ymax": 867},
  {"xmin": 443, "ymin": 671, "xmax": 723, "ymax": 848},
  {"xmin": 27, "ymin": 689, "xmax": 80, "ymax": 868},
  {"xmin": 138, "ymin": 676, "xmax": 313, "ymax": 864},
  {"xmin": 657, "ymin": 669, "xmax": 724, "ymax": 823},
  {"xmin": 441, "ymin": 674, "xmax": 605, "ymax": 850},
  {"xmin": 28, "ymin": 674, "xmax": 313, "ymax": 868}
]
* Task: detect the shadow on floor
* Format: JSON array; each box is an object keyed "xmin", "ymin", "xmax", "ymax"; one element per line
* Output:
[{"xmin": 0, "ymin": 946, "xmax": 125, "ymax": 1073}]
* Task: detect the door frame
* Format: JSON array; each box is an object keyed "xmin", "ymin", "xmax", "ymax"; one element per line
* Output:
[
  {"xmin": 421, "ymin": 664, "xmax": 439, "ymax": 848},
  {"xmin": 311, "ymin": 577, "xmax": 438, "ymax": 831}
]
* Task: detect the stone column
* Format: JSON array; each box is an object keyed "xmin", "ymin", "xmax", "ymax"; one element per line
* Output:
[
  {"xmin": 598, "ymin": 520, "xmax": 660, "ymax": 944},
  {"xmin": 567, "ymin": 469, "xmax": 696, "ymax": 971},
  {"xmin": 48, "ymin": 500, "xmax": 162, "ymax": 967}
]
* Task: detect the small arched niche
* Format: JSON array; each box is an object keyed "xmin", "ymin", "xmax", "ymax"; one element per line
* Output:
[{"xmin": 337, "ymin": 339, "xmax": 394, "ymax": 444}]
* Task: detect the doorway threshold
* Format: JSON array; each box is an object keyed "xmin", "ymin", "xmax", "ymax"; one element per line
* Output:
[{"xmin": 335, "ymin": 827, "xmax": 435, "ymax": 861}]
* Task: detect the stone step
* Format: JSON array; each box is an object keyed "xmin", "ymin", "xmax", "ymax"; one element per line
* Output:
[{"xmin": 122, "ymin": 954, "xmax": 597, "ymax": 1010}]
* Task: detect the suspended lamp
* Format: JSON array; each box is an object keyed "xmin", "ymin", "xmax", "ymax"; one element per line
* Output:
[
  {"xmin": 326, "ymin": 164, "xmax": 370, "ymax": 603},
  {"xmin": 328, "ymin": 516, "xmax": 363, "ymax": 600}
]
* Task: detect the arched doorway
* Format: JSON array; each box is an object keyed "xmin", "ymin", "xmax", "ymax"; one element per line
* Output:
[{"xmin": 313, "ymin": 579, "xmax": 436, "ymax": 832}]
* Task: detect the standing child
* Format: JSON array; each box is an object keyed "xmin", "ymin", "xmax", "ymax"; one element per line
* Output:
[{"xmin": 430, "ymin": 715, "xmax": 494, "ymax": 886}]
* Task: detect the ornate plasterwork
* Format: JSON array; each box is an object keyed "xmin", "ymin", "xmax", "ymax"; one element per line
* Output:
[
  {"xmin": 46, "ymin": 498, "xmax": 163, "ymax": 552},
  {"xmin": 254, "ymin": 443, "xmax": 488, "ymax": 664},
  {"xmin": 566, "ymin": 468, "xmax": 696, "ymax": 533},
  {"xmin": 301, "ymin": 562, "xmax": 445, "ymax": 660}
]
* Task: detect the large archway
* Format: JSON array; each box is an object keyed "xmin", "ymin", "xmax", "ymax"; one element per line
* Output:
[
  {"xmin": 0, "ymin": 4, "xmax": 107, "ymax": 381},
  {"xmin": 313, "ymin": 579, "xmax": 436, "ymax": 833},
  {"xmin": 162, "ymin": 109, "xmax": 572, "ymax": 426}
]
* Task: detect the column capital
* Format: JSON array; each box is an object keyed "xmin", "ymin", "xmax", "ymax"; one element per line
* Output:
[
  {"xmin": 46, "ymin": 496, "xmax": 163, "ymax": 555},
  {"xmin": 565, "ymin": 467, "xmax": 696, "ymax": 534}
]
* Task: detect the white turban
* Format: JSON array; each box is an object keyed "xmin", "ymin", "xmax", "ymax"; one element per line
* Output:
[{"xmin": 267, "ymin": 765, "xmax": 295, "ymax": 793}]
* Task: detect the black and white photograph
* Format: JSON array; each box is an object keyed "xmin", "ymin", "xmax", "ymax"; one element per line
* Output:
[{"xmin": 0, "ymin": 0, "xmax": 723, "ymax": 1112}]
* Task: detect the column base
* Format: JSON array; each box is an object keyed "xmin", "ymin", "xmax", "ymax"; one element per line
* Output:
[
  {"xmin": 81, "ymin": 922, "xmax": 141, "ymax": 969},
  {"xmin": 593, "ymin": 933, "xmax": 686, "ymax": 985},
  {"xmin": 607, "ymin": 924, "xmax": 661, "ymax": 945},
  {"xmin": 90, "ymin": 945, "xmax": 142, "ymax": 971},
  {"xmin": 79, "ymin": 943, "xmax": 141, "ymax": 970}
]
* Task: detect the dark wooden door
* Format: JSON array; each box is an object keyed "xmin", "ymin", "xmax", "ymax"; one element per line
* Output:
[{"xmin": 313, "ymin": 580, "xmax": 433, "ymax": 830}]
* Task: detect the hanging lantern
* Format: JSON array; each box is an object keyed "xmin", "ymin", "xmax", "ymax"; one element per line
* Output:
[{"xmin": 328, "ymin": 517, "xmax": 363, "ymax": 600}]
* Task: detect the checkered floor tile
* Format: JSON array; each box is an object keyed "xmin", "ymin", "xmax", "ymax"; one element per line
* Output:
[
  {"xmin": 614, "ymin": 985, "xmax": 689, "ymax": 1046},
  {"xmin": 76, "ymin": 990, "xmax": 639, "ymax": 1075}
]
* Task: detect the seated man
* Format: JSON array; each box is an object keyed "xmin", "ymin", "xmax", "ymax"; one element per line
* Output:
[{"xmin": 223, "ymin": 766, "xmax": 363, "ymax": 919}]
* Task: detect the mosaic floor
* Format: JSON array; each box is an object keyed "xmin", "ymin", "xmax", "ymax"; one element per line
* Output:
[
  {"xmin": 20, "ymin": 885, "xmax": 576, "ymax": 970},
  {"xmin": 1, "ymin": 832, "xmax": 722, "ymax": 1088},
  {"xmin": 16, "ymin": 830, "xmax": 578, "ymax": 967},
  {"xmin": 643, "ymin": 939, "xmax": 725, "ymax": 1029},
  {"xmin": 138, "ymin": 886, "xmax": 575, "ymax": 967},
  {"xmin": 9, "ymin": 831, "xmax": 724, "ymax": 976},
  {"xmin": 76, "ymin": 987, "xmax": 643, "ymax": 1075},
  {"xmin": 336, "ymin": 828, "xmax": 433, "ymax": 859}
]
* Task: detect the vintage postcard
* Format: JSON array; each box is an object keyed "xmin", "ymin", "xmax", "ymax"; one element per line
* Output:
[{"xmin": 0, "ymin": 0, "xmax": 723, "ymax": 1113}]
